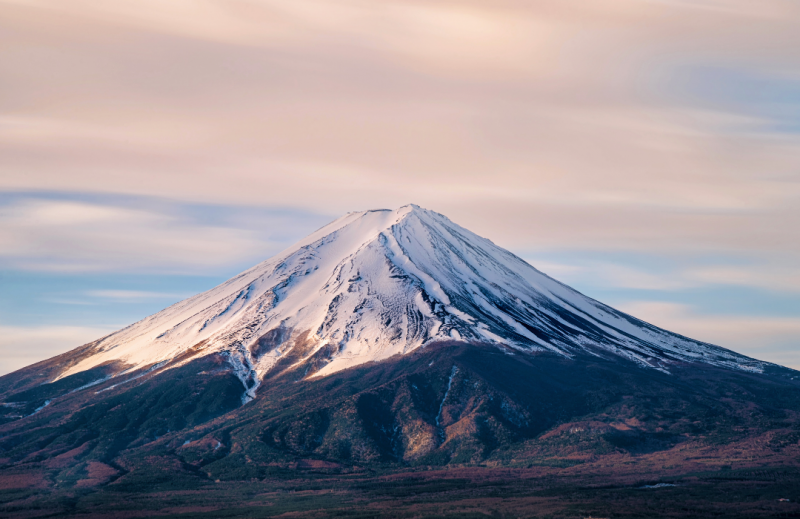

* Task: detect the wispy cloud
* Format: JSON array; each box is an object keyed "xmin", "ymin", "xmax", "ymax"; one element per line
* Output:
[
  {"xmin": 0, "ymin": 196, "xmax": 327, "ymax": 273},
  {"xmin": 85, "ymin": 290, "xmax": 188, "ymax": 301},
  {"xmin": 0, "ymin": 198, "xmax": 260, "ymax": 271},
  {"xmin": 532, "ymin": 260, "xmax": 691, "ymax": 291},
  {"xmin": 529, "ymin": 256, "xmax": 800, "ymax": 294},
  {"xmin": 617, "ymin": 301, "xmax": 800, "ymax": 369},
  {"xmin": 683, "ymin": 265, "xmax": 800, "ymax": 293}
]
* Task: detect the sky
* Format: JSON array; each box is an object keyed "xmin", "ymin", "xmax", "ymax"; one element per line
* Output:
[{"xmin": 1, "ymin": 0, "xmax": 799, "ymax": 374}]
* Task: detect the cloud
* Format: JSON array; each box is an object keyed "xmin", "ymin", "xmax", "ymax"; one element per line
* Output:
[
  {"xmin": 85, "ymin": 290, "xmax": 189, "ymax": 301},
  {"xmin": 530, "ymin": 260, "xmax": 691, "ymax": 291},
  {"xmin": 0, "ymin": 325, "xmax": 114, "ymax": 376},
  {"xmin": 0, "ymin": 198, "xmax": 272, "ymax": 272},
  {"xmin": 683, "ymin": 265, "xmax": 800, "ymax": 293},
  {"xmin": 0, "ymin": 0, "xmax": 565, "ymax": 77},
  {"xmin": 616, "ymin": 301, "xmax": 800, "ymax": 369},
  {"xmin": 1, "ymin": 0, "xmax": 799, "ymax": 262},
  {"xmin": 528, "ymin": 257, "xmax": 800, "ymax": 294}
]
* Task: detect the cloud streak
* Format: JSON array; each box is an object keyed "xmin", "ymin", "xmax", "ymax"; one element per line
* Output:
[
  {"xmin": 0, "ymin": 198, "xmax": 266, "ymax": 272},
  {"xmin": 617, "ymin": 301, "xmax": 800, "ymax": 370},
  {"xmin": 85, "ymin": 290, "xmax": 189, "ymax": 301}
]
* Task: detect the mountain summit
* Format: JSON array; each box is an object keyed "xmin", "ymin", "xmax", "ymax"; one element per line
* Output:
[{"xmin": 54, "ymin": 204, "xmax": 761, "ymax": 399}]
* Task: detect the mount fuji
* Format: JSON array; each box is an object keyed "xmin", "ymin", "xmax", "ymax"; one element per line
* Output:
[
  {"xmin": 1, "ymin": 205, "xmax": 798, "ymax": 518},
  {"xmin": 50, "ymin": 204, "xmax": 762, "ymax": 395}
]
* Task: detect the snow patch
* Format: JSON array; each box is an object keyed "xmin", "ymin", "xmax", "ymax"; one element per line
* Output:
[{"xmin": 29, "ymin": 400, "xmax": 51, "ymax": 416}]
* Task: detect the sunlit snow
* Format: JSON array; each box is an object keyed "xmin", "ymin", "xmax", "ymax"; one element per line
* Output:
[{"xmin": 54, "ymin": 205, "xmax": 764, "ymax": 398}]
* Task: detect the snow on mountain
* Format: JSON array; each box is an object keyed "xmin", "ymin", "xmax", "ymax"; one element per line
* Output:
[{"xmin": 54, "ymin": 205, "xmax": 763, "ymax": 397}]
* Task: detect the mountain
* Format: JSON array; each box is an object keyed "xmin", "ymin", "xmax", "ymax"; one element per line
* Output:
[
  {"xmin": 40, "ymin": 205, "xmax": 763, "ymax": 392},
  {"xmin": 1, "ymin": 205, "xmax": 799, "ymax": 518}
]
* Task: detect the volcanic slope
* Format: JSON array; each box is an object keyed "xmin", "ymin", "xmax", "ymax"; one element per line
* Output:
[{"xmin": 31, "ymin": 204, "xmax": 764, "ymax": 398}]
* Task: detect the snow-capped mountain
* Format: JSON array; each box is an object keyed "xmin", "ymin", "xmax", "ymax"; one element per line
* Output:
[
  {"xmin": 4, "ymin": 205, "xmax": 799, "ymax": 508},
  {"xmin": 54, "ymin": 204, "xmax": 762, "ymax": 396}
]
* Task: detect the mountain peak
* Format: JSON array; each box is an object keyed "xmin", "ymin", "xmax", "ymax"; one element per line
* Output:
[{"xmin": 52, "ymin": 206, "xmax": 763, "ymax": 397}]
